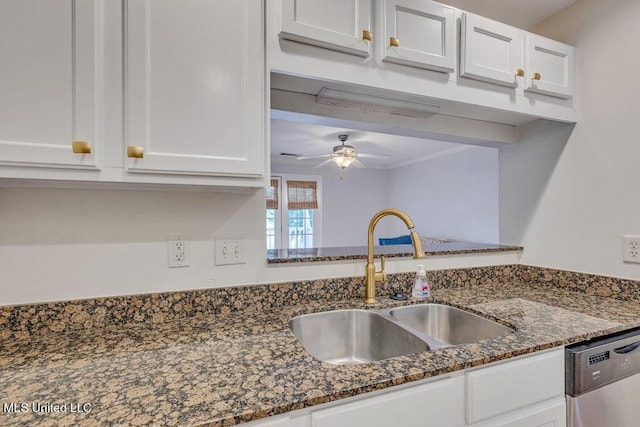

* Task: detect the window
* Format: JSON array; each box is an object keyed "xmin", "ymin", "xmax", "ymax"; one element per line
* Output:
[{"xmin": 266, "ymin": 175, "xmax": 322, "ymax": 250}]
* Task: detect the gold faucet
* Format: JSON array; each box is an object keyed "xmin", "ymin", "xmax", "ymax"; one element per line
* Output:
[{"xmin": 365, "ymin": 208, "xmax": 425, "ymax": 304}]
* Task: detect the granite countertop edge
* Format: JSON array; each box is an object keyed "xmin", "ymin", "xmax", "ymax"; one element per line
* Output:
[{"xmin": 266, "ymin": 243, "xmax": 524, "ymax": 264}]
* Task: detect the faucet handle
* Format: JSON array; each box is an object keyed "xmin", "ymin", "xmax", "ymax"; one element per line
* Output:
[{"xmin": 378, "ymin": 256, "xmax": 387, "ymax": 281}]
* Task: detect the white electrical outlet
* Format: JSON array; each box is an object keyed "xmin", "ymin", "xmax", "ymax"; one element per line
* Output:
[
  {"xmin": 214, "ymin": 235, "xmax": 246, "ymax": 265},
  {"xmin": 623, "ymin": 235, "xmax": 640, "ymax": 263},
  {"xmin": 168, "ymin": 236, "xmax": 190, "ymax": 268}
]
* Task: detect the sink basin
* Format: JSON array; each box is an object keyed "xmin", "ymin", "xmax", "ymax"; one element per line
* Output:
[
  {"xmin": 388, "ymin": 304, "xmax": 514, "ymax": 345},
  {"xmin": 289, "ymin": 309, "xmax": 430, "ymax": 365}
]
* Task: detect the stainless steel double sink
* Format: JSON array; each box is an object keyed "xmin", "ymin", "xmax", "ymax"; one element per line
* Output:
[{"xmin": 289, "ymin": 304, "xmax": 515, "ymax": 365}]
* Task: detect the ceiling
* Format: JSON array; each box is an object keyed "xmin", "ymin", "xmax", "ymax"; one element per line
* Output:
[
  {"xmin": 271, "ymin": 119, "xmax": 471, "ymax": 170},
  {"xmin": 436, "ymin": 0, "xmax": 576, "ymax": 30}
]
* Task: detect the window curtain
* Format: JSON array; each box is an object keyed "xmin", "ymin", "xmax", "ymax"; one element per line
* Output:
[
  {"xmin": 266, "ymin": 178, "xmax": 279, "ymax": 209},
  {"xmin": 286, "ymin": 180, "xmax": 318, "ymax": 210}
]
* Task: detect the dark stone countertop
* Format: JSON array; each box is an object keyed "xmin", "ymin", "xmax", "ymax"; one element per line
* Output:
[
  {"xmin": 267, "ymin": 241, "xmax": 523, "ymax": 263},
  {"xmin": 1, "ymin": 278, "xmax": 638, "ymax": 426}
]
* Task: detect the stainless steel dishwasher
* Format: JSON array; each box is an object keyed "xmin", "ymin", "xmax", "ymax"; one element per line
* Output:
[{"xmin": 566, "ymin": 327, "xmax": 640, "ymax": 427}]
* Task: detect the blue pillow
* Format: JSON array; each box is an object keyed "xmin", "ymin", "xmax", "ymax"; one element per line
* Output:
[{"xmin": 378, "ymin": 235, "xmax": 412, "ymax": 245}]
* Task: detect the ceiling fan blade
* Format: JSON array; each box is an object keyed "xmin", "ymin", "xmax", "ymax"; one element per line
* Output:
[
  {"xmin": 313, "ymin": 158, "xmax": 334, "ymax": 168},
  {"xmin": 352, "ymin": 159, "xmax": 366, "ymax": 168},
  {"xmin": 357, "ymin": 153, "xmax": 390, "ymax": 159},
  {"xmin": 297, "ymin": 154, "xmax": 331, "ymax": 160}
]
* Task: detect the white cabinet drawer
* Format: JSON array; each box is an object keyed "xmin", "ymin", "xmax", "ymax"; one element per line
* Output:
[
  {"xmin": 311, "ymin": 376, "xmax": 465, "ymax": 427},
  {"xmin": 466, "ymin": 349, "xmax": 564, "ymax": 424}
]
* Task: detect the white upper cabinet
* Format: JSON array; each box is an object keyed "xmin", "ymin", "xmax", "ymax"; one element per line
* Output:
[
  {"xmin": 125, "ymin": 0, "xmax": 265, "ymax": 180},
  {"xmin": 460, "ymin": 13, "xmax": 523, "ymax": 88},
  {"xmin": 0, "ymin": 0, "xmax": 101, "ymax": 172},
  {"xmin": 524, "ymin": 33, "xmax": 574, "ymax": 99},
  {"xmin": 279, "ymin": 0, "xmax": 372, "ymax": 57},
  {"xmin": 381, "ymin": 0, "xmax": 456, "ymax": 72},
  {"xmin": 460, "ymin": 12, "xmax": 575, "ymax": 99}
]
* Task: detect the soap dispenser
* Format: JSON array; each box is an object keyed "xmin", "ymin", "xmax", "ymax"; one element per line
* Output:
[{"xmin": 412, "ymin": 265, "xmax": 431, "ymax": 299}]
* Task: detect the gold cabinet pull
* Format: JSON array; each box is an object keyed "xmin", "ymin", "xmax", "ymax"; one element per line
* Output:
[
  {"xmin": 362, "ymin": 30, "xmax": 372, "ymax": 41},
  {"xmin": 533, "ymin": 72, "xmax": 541, "ymax": 80},
  {"xmin": 72, "ymin": 141, "xmax": 91, "ymax": 154},
  {"xmin": 516, "ymin": 69, "xmax": 525, "ymax": 77},
  {"xmin": 127, "ymin": 146, "xmax": 144, "ymax": 159},
  {"xmin": 389, "ymin": 37, "xmax": 399, "ymax": 47}
]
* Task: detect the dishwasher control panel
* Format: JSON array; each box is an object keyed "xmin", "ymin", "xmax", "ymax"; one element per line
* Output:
[{"xmin": 566, "ymin": 327, "xmax": 640, "ymax": 396}]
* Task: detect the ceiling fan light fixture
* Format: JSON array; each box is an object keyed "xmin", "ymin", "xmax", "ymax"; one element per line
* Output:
[{"xmin": 332, "ymin": 155, "xmax": 355, "ymax": 169}]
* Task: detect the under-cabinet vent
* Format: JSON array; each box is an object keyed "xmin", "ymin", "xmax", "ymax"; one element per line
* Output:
[{"xmin": 588, "ymin": 351, "xmax": 610, "ymax": 365}]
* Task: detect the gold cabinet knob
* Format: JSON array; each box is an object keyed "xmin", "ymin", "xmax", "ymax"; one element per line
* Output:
[
  {"xmin": 72, "ymin": 141, "xmax": 91, "ymax": 154},
  {"xmin": 389, "ymin": 37, "xmax": 399, "ymax": 47},
  {"xmin": 533, "ymin": 72, "xmax": 541, "ymax": 80},
  {"xmin": 515, "ymin": 69, "xmax": 525, "ymax": 77},
  {"xmin": 362, "ymin": 30, "xmax": 372, "ymax": 41},
  {"xmin": 127, "ymin": 146, "xmax": 144, "ymax": 159}
]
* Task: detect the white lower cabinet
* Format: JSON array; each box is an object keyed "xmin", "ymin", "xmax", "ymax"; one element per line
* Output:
[
  {"xmin": 245, "ymin": 415, "xmax": 296, "ymax": 427},
  {"xmin": 465, "ymin": 349, "xmax": 566, "ymax": 427},
  {"xmin": 244, "ymin": 348, "xmax": 566, "ymax": 427},
  {"xmin": 467, "ymin": 397, "xmax": 566, "ymax": 427},
  {"xmin": 311, "ymin": 376, "xmax": 465, "ymax": 427},
  {"xmin": 465, "ymin": 348, "xmax": 565, "ymax": 424}
]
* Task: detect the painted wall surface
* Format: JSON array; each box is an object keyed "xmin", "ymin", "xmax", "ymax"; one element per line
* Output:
[
  {"xmin": 0, "ymin": 186, "xmax": 519, "ymax": 305},
  {"xmin": 389, "ymin": 146, "xmax": 500, "ymax": 243},
  {"xmin": 500, "ymin": 0, "xmax": 640, "ymax": 280}
]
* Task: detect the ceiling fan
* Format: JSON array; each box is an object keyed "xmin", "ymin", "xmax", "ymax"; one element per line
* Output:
[{"xmin": 296, "ymin": 134, "xmax": 389, "ymax": 169}]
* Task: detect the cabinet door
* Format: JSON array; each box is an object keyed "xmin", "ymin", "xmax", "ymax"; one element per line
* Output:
[
  {"xmin": 382, "ymin": 0, "xmax": 455, "ymax": 72},
  {"xmin": 524, "ymin": 33, "xmax": 574, "ymax": 99},
  {"xmin": 0, "ymin": 0, "xmax": 100, "ymax": 172},
  {"xmin": 460, "ymin": 13, "xmax": 523, "ymax": 87},
  {"xmin": 466, "ymin": 349, "xmax": 564, "ymax": 425},
  {"xmin": 468, "ymin": 397, "xmax": 566, "ymax": 427},
  {"xmin": 279, "ymin": 0, "xmax": 372, "ymax": 57},
  {"xmin": 125, "ymin": 0, "xmax": 265, "ymax": 179},
  {"xmin": 311, "ymin": 376, "xmax": 464, "ymax": 427}
]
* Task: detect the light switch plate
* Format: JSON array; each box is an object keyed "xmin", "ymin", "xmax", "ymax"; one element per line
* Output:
[{"xmin": 214, "ymin": 235, "xmax": 246, "ymax": 265}]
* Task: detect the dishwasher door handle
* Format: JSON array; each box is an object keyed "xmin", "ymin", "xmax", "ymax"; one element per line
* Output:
[{"xmin": 614, "ymin": 341, "xmax": 640, "ymax": 354}]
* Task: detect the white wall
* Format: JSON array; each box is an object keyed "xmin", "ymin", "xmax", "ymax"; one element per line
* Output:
[
  {"xmin": 0, "ymin": 186, "xmax": 519, "ymax": 305},
  {"xmin": 389, "ymin": 146, "xmax": 500, "ymax": 243},
  {"xmin": 271, "ymin": 162, "xmax": 393, "ymax": 246},
  {"xmin": 500, "ymin": 0, "xmax": 640, "ymax": 280}
]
